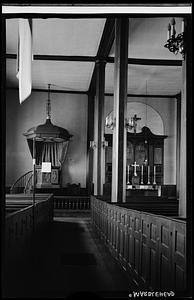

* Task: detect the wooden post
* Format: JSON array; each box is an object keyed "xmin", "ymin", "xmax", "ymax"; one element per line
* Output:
[
  {"xmin": 1, "ymin": 16, "xmax": 6, "ymax": 275},
  {"xmin": 111, "ymin": 18, "xmax": 129, "ymax": 203},
  {"xmin": 86, "ymin": 92, "xmax": 95, "ymax": 195},
  {"xmin": 179, "ymin": 16, "xmax": 191, "ymax": 218},
  {"xmin": 176, "ymin": 93, "xmax": 181, "ymax": 200},
  {"xmin": 96, "ymin": 59, "xmax": 106, "ymax": 195},
  {"xmin": 32, "ymin": 137, "xmax": 36, "ymax": 231}
]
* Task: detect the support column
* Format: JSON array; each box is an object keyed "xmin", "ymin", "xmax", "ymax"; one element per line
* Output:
[
  {"xmin": 176, "ymin": 93, "xmax": 181, "ymax": 200},
  {"xmin": 96, "ymin": 59, "xmax": 106, "ymax": 195},
  {"xmin": 86, "ymin": 92, "xmax": 95, "ymax": 194},
  {"xmin": 1, "ymin": 16, "xmax": 6, "ymax": 276},
  {"xmin": 179, "ymin": 16, "xmax": 191, "ymax": 218},
  {"xmin": 111, "ymin": 18, "xmax": 129, "ymax": 203}
]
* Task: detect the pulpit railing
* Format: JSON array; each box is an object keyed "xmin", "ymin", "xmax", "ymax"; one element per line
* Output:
[
  {"xmin": 24, "ymin": 172, "xmax": 34, "ymax": 194},
  {"xmin": 10, "ymin": 171, "xmax": 33, "ymax": 194}
]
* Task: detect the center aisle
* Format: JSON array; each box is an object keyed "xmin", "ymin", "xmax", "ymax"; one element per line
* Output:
[{"xmin": 7, "ymin": 215, "xmax": 136, "ymax": 298}]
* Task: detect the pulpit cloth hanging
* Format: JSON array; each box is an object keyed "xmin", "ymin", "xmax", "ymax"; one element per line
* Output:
[
  {"xmin": 26, "ymin": 138, "xmax": 70, "ymax": 167},
  {"xmin": 39, "ymin": 141, "xmax": 69, "ymax": 166}
]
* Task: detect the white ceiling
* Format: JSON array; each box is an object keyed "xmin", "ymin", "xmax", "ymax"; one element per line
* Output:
[{"xmin": 6, "ymin": 17, "xmax": 183, "ymax": 95}]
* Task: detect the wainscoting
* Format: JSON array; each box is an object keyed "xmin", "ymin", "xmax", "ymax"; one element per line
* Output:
[{"xmin": 91, "ymin": 196, "xmax": 186, "ymax": 293}]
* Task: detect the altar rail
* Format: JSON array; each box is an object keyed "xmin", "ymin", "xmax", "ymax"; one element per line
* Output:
[
  {"xmin": 54, "ymin": 196, "xmax": 90, "ymax": 210},
  {"xmin": 5, "ymin": 194, "xmax": 53, "ymax": 263},
  {"xmin": 91, "ymin": 196, "xmax": 186, "ymax": 293}
]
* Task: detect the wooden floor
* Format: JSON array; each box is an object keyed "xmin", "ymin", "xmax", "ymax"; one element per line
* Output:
[{"xmin": 3, "ymin": 213, "xmax": 136, "ymax": 299}]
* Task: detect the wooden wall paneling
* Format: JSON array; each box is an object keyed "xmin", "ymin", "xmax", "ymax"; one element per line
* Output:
[
  {"xmin": 138, "ymin": 213, "xmax": 150, "ymax": 288},
  {"xmin": 171, "ymin": 220, "xmax": 186, "ymax": 291},
  {"xmin": 111, "ymin": 206, "xmax": 117, "ymax": 258},
  {"xmin": 133, "ymin": 211, "xmax": 142, "ymax": 285},
  {"xmin": 106, "ymin": 205, "xmax": 111, "ymax": 245},
  {"xmin": 125, "ymin": 210, "xmax": 141, "ymax": 287},
  {"xmin": 126, "ymin": 211, "xmax": 135, "ymax": 275},
  {"xmin": 92, "ymin": 197, "xmax": 96, "ymax": 229},
  {"xmin": 99, "ymin": 201, "xmax": 102, "ymax": 234},
  {"xmin": 104, "ymin": 202, "xmax": 108, "ymax": 241},
  {"xmin": 115, "ymin": 209, "xmax": 121, "ymax": 259},
  {"xmin": 112, "ymin": 206, "xmax": 117, "ymax": 255},
  {"xmin": 96, "ymin": 199, "xmax": 99, "ymax": 232},
  {"xmin": 123, "ymin": 211, "xmax": 130, "ymax": 270},
  {"xmin": 95, "ymin": 198, "xmax": 99, "ymax": 232},
  {"xmin": 100, "ymin": 201, "xmax": 104, "ymax": 240},
  {"xmin": 98, "ymin": 201, "xmax": 102, "ymax": 235},
  {"xmin": 144, "ymin": 214, "xmax": 160, "ymax": 290},
  {"xmin": 118, "ymin": 208, "xmax": 126, "ymax": 268},
  {"xmin": 101, "ymin": 201, "xmax": 107, "ymax": 242},
  {"xmin": 90, "ymin": 197, "xmax": 186, "ymax": 292},
  {"xmin": 109, "ymin": 205, "xmax": 114, "ymax": 253},
  {"xmin": 158, "ymin": 216, "xmax": 173, "ymax": 290},
  {"xmin": 108, "ymin": 205, "xmax": 112, "ymax": 248}
]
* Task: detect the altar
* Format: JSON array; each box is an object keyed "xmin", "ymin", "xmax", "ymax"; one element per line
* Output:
[{"xmin": 126, "ymin": 184, "xmax": 161, "ymax": 196}]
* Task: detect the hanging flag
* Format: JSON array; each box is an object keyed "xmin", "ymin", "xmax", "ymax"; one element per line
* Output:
[{"xmin": 16, "ymin": 19, "xmax": 33, "ymax": 104}]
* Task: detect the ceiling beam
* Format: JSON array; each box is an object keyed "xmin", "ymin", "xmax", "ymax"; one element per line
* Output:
[
  {"xmin": 6, "ymin": 53, "xmax": 182, "ymax": 66},
  {"xmin": 105, "ymin": 92, "xmax": 177, "ymax": 98},
  {"xmin": 7, "ymin": 86, "xmax": 87, "ymax": 94},
  {"xmin": 107, "ymin": 57, "xmax": 182, "ymax": 66},
  {"xmin": 6, "ymin": 53, "xmax": 96, "ymax": 62},
  {"xmin": 88, "ymin": 18, "xmax": 115, "ymax": 95},
  {"xmin": 7, "ymin": 87, "xmax": 178, "ymax": 98}
]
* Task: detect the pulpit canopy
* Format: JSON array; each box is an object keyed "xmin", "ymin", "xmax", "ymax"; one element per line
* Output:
[
  {"xmin": 23, "ymin": 84, "xmax": 73, "ymax": 168},
  {"xmin": 23, "ymin": 118, "xmax": 72, "ymax": 143}
]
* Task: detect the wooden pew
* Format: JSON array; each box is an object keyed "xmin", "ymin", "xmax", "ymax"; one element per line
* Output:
[
  {"xmin": 95, "ymin": 195, "xmax": 178, "ymax": 216},
  {"xmin": 91, "ymin": 195, "xmax": 186, "ymax": 293},
  {"xmin": 5, "ymin": 193, "xmax": 54, "ymax": 264}
]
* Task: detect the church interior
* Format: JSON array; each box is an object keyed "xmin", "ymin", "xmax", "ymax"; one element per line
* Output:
[{"xmin": 1, "ymin": 5, "xmax": 192, "ymax": 299}]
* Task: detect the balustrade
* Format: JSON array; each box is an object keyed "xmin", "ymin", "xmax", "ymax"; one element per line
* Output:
[{"xmin": 54, "ymin": 196, "xmax": 90, "ymax": 210}]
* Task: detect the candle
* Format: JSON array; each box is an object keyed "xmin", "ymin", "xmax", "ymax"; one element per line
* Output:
[
  {"xmin": 171, "ymin": 18, "xmax": 176, "ymax": 37},
  {"xmin": 147, "ymin": 165, "xmax": 150, "ymax": 184},
  {"xmin": 168, "ymin": 23, "xmax": 171, "ymax": 39},
  {"xmin": 127, "ymin": 165, "xmax": 130, "ymax": 185},
  {"xmin": 153, "ymin": 166, "xmax": 156, "ymax": 184},
  {"xmin": 182, "ymin": 20, "xmax": 184, "ymax": 33},
  {"xmin": 141, "ymin": 165, "xmax": 144, "ymax": 184}
]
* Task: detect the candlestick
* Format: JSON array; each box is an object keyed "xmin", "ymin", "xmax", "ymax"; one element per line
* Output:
[
  {"xmin": 127, "ymin": 165, "xmax": 130, "ymax": 184},
  {"xmin": 147, "ymin": 165, "xmax": 150, "ymax": 184},
  {"xmin": 153, "ymin": 165, "xmax": 156, "ymax": 185},
  {"xmin": 141, "ymin": 165, "xmax": 144, "ymax": 184}
]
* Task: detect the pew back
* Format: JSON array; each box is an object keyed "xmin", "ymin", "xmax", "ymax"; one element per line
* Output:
[
  {"xmin": 91, "ymin": 196, "xmax": 186, "ymax": 293},
  {"xmin": 5, "ymin": 193, "xmax": 53, "ymax": 263}
]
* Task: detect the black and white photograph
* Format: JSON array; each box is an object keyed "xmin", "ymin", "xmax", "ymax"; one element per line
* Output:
[{"xmin": 1, "ymin": 3, "xmax": 192, "ymax": 299}]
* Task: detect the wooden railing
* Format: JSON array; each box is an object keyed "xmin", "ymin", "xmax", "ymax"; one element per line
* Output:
[
  {"xmin": 24, "ymin": 172, "xmax": 34, "ymax": 194},
  {"xmin": 10, "ymin": 171, "xmax": 33, "ymax": 194},
  {"xmin": 54, "ymin": 196, "xmax": 90, "ymax": 210},
  {"xmin": 91, "ymin": 196, "xmax": 186, "ymax": 293}
]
